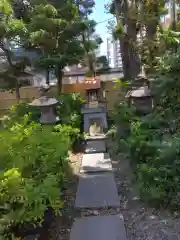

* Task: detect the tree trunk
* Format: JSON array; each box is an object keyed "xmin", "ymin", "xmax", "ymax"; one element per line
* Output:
[
  {"xmin": 170, "ymin": 0, "xmax": 177, "ymax": 52},
  {"xmin": 1, "ymin": 43, "xmax": 21, "ymax": 101},
  {"xmin": 119, "ymin": 36, "xmax": 131, "ymax": 79},
  {"xmin": 82, "ymin": 33, "xmax": 96, "ymax": 77},
  {"xmin": 56, "ymin": 67, "xmax": 63, "ymax": 95},
  {"xmin": 114, "ymin": 0, "xmax": 141, "ymax": 80},
  {"xmin": 127, "ymin": 14, "xmax": 141, "ymax": 78},
  {"xmin": 145, "ymin": 14, "xmax": 158, "ymax": 73},
  {"xmin": 170, "ymin": 0, "xmax": 176, "ymax": 31},
  {"xmin": 114, "ymin": 0, "xmax": 130, "ymax": 79}
]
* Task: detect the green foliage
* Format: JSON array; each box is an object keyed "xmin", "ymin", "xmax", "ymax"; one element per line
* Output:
[
  {"xmin": 0, "ymin": 1, "xmax": 27, "ymax": 39},
  {"xmin": 0, "ymin": 0, "xmax": 13, "ymax": 16},
  {"xmin": 113, "ymin": 50, "xmax": 180, "ymax": 210},
  {"xmin": 57, "ymin": 93, "xmax": 84, "ymax": 129},
  {"xmin": 0, "ymin": 114, "xmax": 76, "ymax": 237},
  {"xmin": 106, "ymin": 124, "xmax": 117, "ymax": 139},
  {"xmin": 1, "ymin": 93, "xmax": 84, "ymax": 130},
  {"xmin": 96, "ymin": 55, "xmax": 109, "ymax": 69},
  {"xmin": 1, "ymin": 102, "xmax": 40, "ymax": 128},
  {"xmin": 27, "ymin": 2, "xmax": 87, "ymax": 91},
  {"xmin": 0, "ymin": 0, "xmax": 29, "ymax": 99},
  {"xmin": 113, "ymin": 102, "xmax": 136, "ymax": 125},
  {"xmin": 0, "ymin": 96, "xmax": 82, "ymax": 237},
  {"xmin": 153, "ymin": 50, "xmax": 180, "ymax": 118},
  {"xmin": 113, "ymin": 21, "xmax": 124, "ymax": 39}
]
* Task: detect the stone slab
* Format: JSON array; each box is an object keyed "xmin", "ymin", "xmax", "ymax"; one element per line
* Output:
[
  {"xmin": 80, "ymin": 153, "xmax": 112, "ymax": 173},
  {"xmin": 84, "ymin": 139, "xmax": 106, "ymax": 153},
  {"xmin": 70, "ymin": 215, "xmax": 127, "ymax": 240},
  {"xmin": 75, "ymin": 173, "xmax": 120, "ymax": 208},
  {"xmin": 85, "ymin": 134, "xmax": 107, "ymax": 140}
]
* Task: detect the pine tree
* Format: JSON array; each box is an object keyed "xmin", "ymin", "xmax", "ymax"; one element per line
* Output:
[
  {"xmin": 28, "ymin": 1, "xmax": 87, "ymax": 93},
  {"xmin": 0, "ymin": 0, "xmax": 28, "ymax": 101}
]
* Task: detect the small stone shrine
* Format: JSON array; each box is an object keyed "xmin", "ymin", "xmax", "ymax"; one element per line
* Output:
[
  {"xmin": 29, "ymin": 85, "xmax": 59, "ymax": 124},
  {"xmin": 126, "ymin": 74, "xmax": 153, "ymax": 114},
  {"xmin": 81, "ymin": 77, "xmax": 108, "ymax": 136}
]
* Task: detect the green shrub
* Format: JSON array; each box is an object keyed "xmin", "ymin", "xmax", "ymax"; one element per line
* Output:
[
  {"xmin": 135, "ymin": 135, "xmax": 180, "ymax": 208},
  {"xmin": 119, "ymin": 112, "xmax": 180, "ymax": 209},
  {"xmin": 112, "ymin": 51, "xmax": 180, "ymax": 211},
  {"xmin": 1, "ymin": 93, "xmax": 84, "ymax": 130},
  {"xmin": 57, "ymin": 93, "xmax": 84, "ymax": 129},
  {"xmin": 0, "ymin": 115, "xmax": 76, "ymax": 238},
  {"xmin": 112, "ymin": 101, "xmax": 136, "ymax": 125},
  {"xmin": 1, "ymin": 101, "xmax": 40, "ymax": 129},
  {"xmin": 113, "ymin": 100, "xmax": 180, "ymax": 209}
]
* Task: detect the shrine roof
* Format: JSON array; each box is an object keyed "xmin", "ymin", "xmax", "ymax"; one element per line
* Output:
[{"xmin": 84, "ymin": 77, "xmax": 101, "ymax": 90}]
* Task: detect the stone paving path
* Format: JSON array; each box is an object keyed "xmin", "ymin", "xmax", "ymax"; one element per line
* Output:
[
  {"xmin": 70, "ymin": 138, "xmax": 127, "ymax": 240},
  {"xmin": 70, "ymin": 215, "xmax": 127, "ymax": 240},
  {"xmin": 80, "ymin": 152, "xmax": 112, "ymax": 173},
  {"xmin": 75, "ymin": 173, "xmax": 120, "ymax": 208}
]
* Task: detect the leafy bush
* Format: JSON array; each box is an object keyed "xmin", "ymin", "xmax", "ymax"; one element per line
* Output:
[
  {"xmin": 113, "ymin": 51, "xmax": 180, "ymax": 210},
  {"xmin": 57, "ymin": 93, "xmax": 84, "ymax": 129},
  {"xmin": 116, "ymin": 108, "xmax": 180, "ymax": 209},
  {"xmin": 1, "ymin": 93, "xmax": 84, "ymax": 130},
  {"xmin": 136, "ymin": 134, "xmax": 180, "ymax": 208},
  {"xmin": 0, "ymin": 115, "xmax": 77, "ymax": 238},
  {"xmin": 1, "ymin": 101, "xmax": 40, "ymax": 129}
]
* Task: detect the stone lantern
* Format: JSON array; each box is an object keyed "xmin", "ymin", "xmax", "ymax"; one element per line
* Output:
[
  {"xmin": 29, "ymin": 86, "xmax": 59, "ymax": 124},
  {"xmin": 126, "ymin": 75, "xmax": 153, "ymax": 114}
]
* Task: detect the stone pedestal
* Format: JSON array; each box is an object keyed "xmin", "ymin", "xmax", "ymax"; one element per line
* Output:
[{"xmin": 40, "ymin": 105, "xmax": 58, "ymax": 124}]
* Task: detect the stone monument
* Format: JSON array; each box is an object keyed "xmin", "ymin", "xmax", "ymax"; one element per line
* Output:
[
  {"xmin": 81, "ymin": 77, "xmax": 108, "ymax": 137},
  {"xmin": 29, "ymin": 86, "xmax": 59, "ymax": 124}
]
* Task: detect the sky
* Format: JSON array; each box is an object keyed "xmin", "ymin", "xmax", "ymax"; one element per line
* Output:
[{"xmin": 90, "ymin": 0, "xmax": 113, "ymax": 56}]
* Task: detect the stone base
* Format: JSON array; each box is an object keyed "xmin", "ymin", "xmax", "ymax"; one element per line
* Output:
[
  {"xmin": 70, "ymin": 215, "xmax": 127, "ymax": 240},
  {"xmin": 40, "ymin": 107, "xmax": 58, "ymax": 124}
]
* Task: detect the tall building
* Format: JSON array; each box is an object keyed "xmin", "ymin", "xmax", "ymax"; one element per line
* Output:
[
  {"xmin": 113, "ymin": 40, "xmax": 122, "ymax": 68},
  {"xmin": 106, "ymin": 36, "xmax": 114, "ymax": 68},
  {"xmin": 106, "ymin": 35, "xmax": 122, "ymax": 69}
]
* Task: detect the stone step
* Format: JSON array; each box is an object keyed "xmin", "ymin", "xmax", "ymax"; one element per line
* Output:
[
  {"xmin": 80, "ymin": 153, "xmax": 112, "ymax": 173},
  {"xmin": 84, "ymin": 139, "xmax": 106, "ymax": 153},
  {"xmin": 85, "ymin": 134, "xmax": 107, "ymax": 140},
  {"xmin": 70, "ymin": 215, "xmax": 127, "ymax": 240},
  {"xmin": 75, "ymin": 173, "xmax": 120, "ymax": 208}
]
